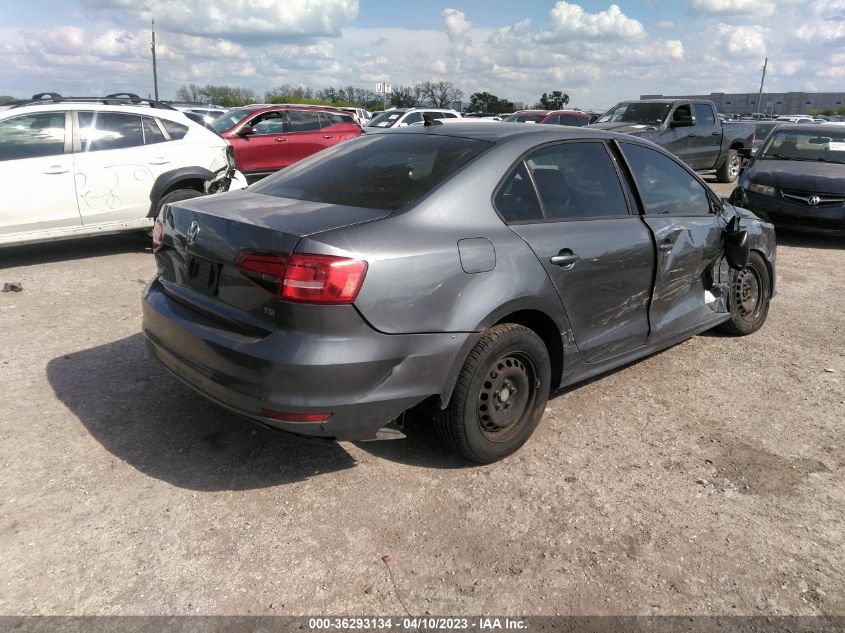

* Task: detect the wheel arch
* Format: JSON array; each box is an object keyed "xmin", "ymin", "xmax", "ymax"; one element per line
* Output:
[
  {"xmin": 438, "ymin": 303, "xmax": 565, "ymax": 409},
  {"xmin": 148, "ymin": 167, "xmax": 214, "ymax": 216}
]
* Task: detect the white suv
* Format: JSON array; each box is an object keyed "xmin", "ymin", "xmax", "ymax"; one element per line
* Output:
[
  {"xmin": 0, "ymin": 92, "xmax": 247, "ymax": 247},
  {"xmin": 365, "ymin": 107, "xmax": 461, "ymax": 129}
]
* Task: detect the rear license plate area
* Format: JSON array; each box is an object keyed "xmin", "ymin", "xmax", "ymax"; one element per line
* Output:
[{"xmin": 186, "ymin": 257, "xmax": 221, "ymax": 295}]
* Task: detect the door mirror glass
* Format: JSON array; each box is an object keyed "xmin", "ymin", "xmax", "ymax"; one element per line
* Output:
[{"xmin": 238, "ymin": 125, "xmax": 255, "ymax": 136}]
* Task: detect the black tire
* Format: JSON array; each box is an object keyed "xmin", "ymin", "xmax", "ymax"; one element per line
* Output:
[
  {"xmin": 717, "ymin": 251, "xmax": 771, "ymax": 336},
  {"xmin": 154, "ymin": 188, "xmax": 203, "ymax": 217},
  {"xmin": 435, "ymin": 324, "xmax": 551, "ymax": 464},
  {"xmin": 716, "ymin": 148, "xmax": 741, "ymax": 183}
]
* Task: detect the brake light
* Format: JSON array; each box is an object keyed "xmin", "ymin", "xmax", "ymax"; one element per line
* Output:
[
  {"xmin": 152, "ymin": 219, "xmax": 164, "ymax": 252},
  {"xmin": 236, "ymin": 252, "xmax": 367, "ymax": 304}
]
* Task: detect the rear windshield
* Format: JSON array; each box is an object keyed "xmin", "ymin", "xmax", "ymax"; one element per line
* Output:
[
  {"xmin": 250, "ymin": 134, "xmax": 491, "ymax": 210},
  {"xmin": 504, "ymin": 114, "xmax": 545, "ymax": 123},
  {"xmin": 211, "ymin": 107, "xmax": 262, "ymax": 132}
]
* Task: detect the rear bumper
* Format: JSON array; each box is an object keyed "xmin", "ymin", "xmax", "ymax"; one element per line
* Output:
[
  {"xmin": 142, "ymin": 277, "xmax": 474, "ymax": 440},
  {"xmin": 741, "ymin": 189, "xmax": 845, "ymax": 235}
]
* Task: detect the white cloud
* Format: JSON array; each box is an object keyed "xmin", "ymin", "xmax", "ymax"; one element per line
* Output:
[
  {"xmin": 81, "ymin": 0, "xmax": 359, "ymax": 41},
  {"xmin": 715, "ymin": 23, "xmax": 766, "ymax": 56},
  {"xmin": 689, "ymin": 0, "xmax": 801, "ymax": 17},
  {"xmin": 443, "ymin": 9, "xmax": 472, "ymax": 45},
  {"xmin": 536, "ymin": 2, "xmax": 645, "ymax": 41}
]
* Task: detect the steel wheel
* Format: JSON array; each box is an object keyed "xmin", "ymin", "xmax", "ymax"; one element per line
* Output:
[
  {"xmin": 477, "ymin": 352, "xmax": 539, "ymax": 443},
  {"xmin": 717, "ymin": 251, "xmax": 771, "ymax": 336},
  {"xmin": 734, "ymin": 265, "xmax": 762, "ymax": 322}
]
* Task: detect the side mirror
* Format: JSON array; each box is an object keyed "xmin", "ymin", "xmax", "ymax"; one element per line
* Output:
[
  {"xmin": 670, "ymin": 116, "xmax": 694, "ymax": 128},
  {"xmin": 723, "ymin": 216, "xmax": 751, "ymax": 270},
  {"xmin": 737, "ymin": 147, "xmax": 753, "ymax": 159},
  {"xmin": 238, "ymin": 126, "xmax": 255, "ymax": 136}
]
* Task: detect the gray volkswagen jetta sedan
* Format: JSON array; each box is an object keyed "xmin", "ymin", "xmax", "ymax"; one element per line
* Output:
[{"xmin": 142, "ymin": 122, "xmax": 776, "ymax": 463}]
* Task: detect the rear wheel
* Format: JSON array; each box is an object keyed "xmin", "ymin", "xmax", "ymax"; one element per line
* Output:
[
  {"xmin": 154, "ymin": 188, "xmax": 203, "ymax": 217},
  {"xmin": 717, "ymin": 148, "xmax": 741, "ymax": 183},
  {"xmin": 717, "ymin": 251, "xmax": 771, "ymax": 335},
  {"xmin": 435, "ymin": 324, "xmax": 551, "ymax": 463}
]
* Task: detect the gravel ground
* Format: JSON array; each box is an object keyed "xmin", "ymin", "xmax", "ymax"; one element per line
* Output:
[{"xmin": 1, "ymin": 179, "xmax": 843, "ymax": 617}]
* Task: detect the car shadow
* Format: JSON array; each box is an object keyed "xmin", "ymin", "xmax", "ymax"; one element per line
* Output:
[
  {"xmin": 3, "ymin": 233, "xmax": 152, "ymax": 268},
  {"xmin": 774, "ymin": 229, "xmax": 844, "ymax": 250},
  {"xmin": 46, "ymin": 333, "xmax": 358, "ymax": 490}
]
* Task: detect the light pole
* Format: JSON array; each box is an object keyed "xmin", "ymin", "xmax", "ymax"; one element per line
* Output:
[
  {"xmin": 755, "ymin": 57, "xmax": 767, "ymax": 115},
  {"xmin": 151, "ymin": 18, "xmax": 159, "ymax": 101}
]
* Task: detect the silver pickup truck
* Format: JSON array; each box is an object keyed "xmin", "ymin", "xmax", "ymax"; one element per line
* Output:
[{"xmin": 590, "ymin": 99, "xmax": 755, "ymax": 183}]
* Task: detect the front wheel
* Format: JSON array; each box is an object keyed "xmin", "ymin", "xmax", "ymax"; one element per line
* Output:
[
  {"xmin": 435, "ymin": 324, "xmax": 551, "ymax": 463},
  {"xmin": 716, "ymin": 148, "xmax": 741, "ymax": 183},
  {"xmin": 717, "ymin": 251, "xmax": 771, "ymax": 335},
  {"xmin": 154, "ymin": 188, "xmax": 203, "ymax": 217}
]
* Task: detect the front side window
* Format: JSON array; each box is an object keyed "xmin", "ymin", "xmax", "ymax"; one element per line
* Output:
[
  {"xmin": 251, "ymin": 111, "xmax": 286, "ymax": 135},
  {"xmin": 78, "ymin": 112, "xmax": 144, "ymax": 152},
  {"xmin": 525, "ymin": 142, "xmax": 630, "ymax": 220},
  {"xmin": 401, "ymin": 112, "xmax": 423, "ymax": 126},
  {"xmin": 598, "ymin": 102, "xmax": 671, "ymax": 125},
  {"xmin": 0, "ymin": 112, "xmax": 66, "ymax": 161},
  {"xmin": 251, "ymin": 134, "xmax": 490, "ymax": 211},
  {"xmin": 620, "ymin": 143, "xmax": 711, "ymax": 215},
  {"xmin": 288, "ymin": 110, "xmax": 321, "ymax": 132}
]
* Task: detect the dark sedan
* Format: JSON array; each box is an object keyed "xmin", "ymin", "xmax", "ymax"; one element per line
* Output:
[
  {"xmin": 143, "ymin": 123, "xmax": 776, "ymax": 463},
  {"xmin": 731, "ymin": 124, "xmax": 845, "ymax": 235}
]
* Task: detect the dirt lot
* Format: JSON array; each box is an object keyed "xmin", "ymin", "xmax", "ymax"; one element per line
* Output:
[{"xmin": 1, "ymin": 179, "xmax": 843, "ymax": 617}]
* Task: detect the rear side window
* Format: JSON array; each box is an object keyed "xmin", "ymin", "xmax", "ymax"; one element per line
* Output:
[
  {"xmin": 161, "ymin": 119, "xmax": 189, "ymax": 140},
  {"xmin": 620, "ymin": 143, "xmax": 711, "ymax": 215},
  {"xmin": 143, "ymin": 117, "xmax": 166, "ymax": 144},
  {"xmin": 319, "ymin": 112, "xmax": 355, "ymax": 128},
  {"xmin": 0, "ymin": 112, "xmax": 66, "ymax": 161},
  {"xmin": 78, "ymin": 112, "xmax": 144, "ymax": 151},
  {"xmin": 495, "ymin": 163, "xmax": 543, "ymax": 223},
  {"xmin": 524, "ymin": 142, "xmax": 629, "ymax": 220},
  {"xmin": 251, "ymin": 134, "xmax": 490, "ymax": 211},
  {"xmin": 288, "ymin": 111, "xmax": 321, "ymax": 132}
]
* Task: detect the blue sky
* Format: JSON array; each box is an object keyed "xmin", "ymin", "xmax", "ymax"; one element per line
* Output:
[{"xmin": 1, "ymin": 1, "xmax": 841, "ymax": 109}]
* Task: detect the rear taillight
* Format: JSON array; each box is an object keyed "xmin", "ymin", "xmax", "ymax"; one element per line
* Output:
[
  {"xmin": 152, "ymin": 219, "xmax": 164, "ymax": 252},
  {"xmin": 236, "ymin": 252, "xmax": 367, "ymax": 304},
  {"xmin": 261, "ymin": 409, "xmax": 332, "ymax": 423}
]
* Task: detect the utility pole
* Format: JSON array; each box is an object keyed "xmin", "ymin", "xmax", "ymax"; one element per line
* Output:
[
  {"xmin": 151, "ymin": 18, "xmax": 159, "ymax": 101},
  {"xmin": 755, "ymin": 57, "xmax": 767, "ymax": 114}
]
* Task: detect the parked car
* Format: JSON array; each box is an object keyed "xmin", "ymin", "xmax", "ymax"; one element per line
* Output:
[
  {"xmin": 0, "ymin": 92, "xmax": 246, "ymax": 248},
  {"xmin": 211, "ymin": 104, "xmax": 362, "ymax": 182},
  {"xmin": 365, "ymin": 107, "xmax": 460, "ymax": 129},
  {"xmin": 338, "ymin": 107, "xmax": 372, "ymax": 126},
  {"xmin": 503, "ymin": 110, "xmax": 591, "ymax": 127},
  {"xmin": 167, "ymin": 102, "xmax": 228, "ymax": 125},
  {"xmin": 143, "ymin": 123, "xmax": 776, "ymax": 463},
  {"xmin": 591, "ymin": 99, "xmax": 755, "ymax": 182},
  {"xmin": 775, "ymin": 115, "xmax": 815, "ymax": 124},
  {"xmin": 730, "ymin": 124, "xmax": 845, "ymax": 235}
]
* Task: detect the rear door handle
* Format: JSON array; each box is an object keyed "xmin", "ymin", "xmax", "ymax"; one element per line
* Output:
[
  {"xmin": 322, "ymin": 134, "xmax": 333, "ymax": 139},
  {"xmin": 688, "ymin": 133, "xmax": 697, "ymax": 137},
  {"xmin": 42, "ymin": 166, "xmax": 69, "ymax": 174},
  {"xmin": 550, "ymin": 250, "xmax": 579, "ymax": 268},
  {"xmin": 711, "ymin": 131, "xmax": 721, "ymax": 136},
  {"xmin": 148, "ymin": 158, "xmax": 170, "ymax": 165},
  {"xmin": 274, "ymin": 137, "xmax": 287, "ymax": 143}
]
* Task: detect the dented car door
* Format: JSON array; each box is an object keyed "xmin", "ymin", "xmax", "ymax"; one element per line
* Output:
[{"xmin": 619, "ymin": 141, "xmax": 729, "ymax": 340}]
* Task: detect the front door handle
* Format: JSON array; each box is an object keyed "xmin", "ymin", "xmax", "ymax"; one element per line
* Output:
[
  {"xmin": 274, "ymin": 137, "xmax": 287, "ymax": 143},
  {"xmin": 688, "ymin": 133, "xmax": 697, "ymax": 137},
  {"xmin": 148, "ymin": 158, "xmax": 170, "ymax": 165},
  {"xmin": 711, "ymin": 131, "xmax": 721, "ymax": 136},
  {"xmin": 550, "ymin": 250, "xmax": 579, "ymax": 268},
  {"xmin": 43, "ymin": 166, "xmax": 69, "ymax": 175},
  {"xmin": 322, "ymin": 134, "xmax": 333, "ymax": 139}
]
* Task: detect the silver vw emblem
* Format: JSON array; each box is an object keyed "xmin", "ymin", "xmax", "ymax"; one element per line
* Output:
[
  {"xmin": 808, "ymin": 195, "xmax": 821, "ymax": 206},
  {"xmin": 187, "ymin": 220, "xmax": 200, "ymax": 246}
]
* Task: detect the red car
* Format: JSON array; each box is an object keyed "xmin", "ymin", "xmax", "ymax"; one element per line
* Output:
[
  {"xmin": 211, "ymin": 105, "xmax": 362, "ymax": 182},
  {"xmin": 503, "ymin": 109, "xmax": 591, "ymax": 126}
]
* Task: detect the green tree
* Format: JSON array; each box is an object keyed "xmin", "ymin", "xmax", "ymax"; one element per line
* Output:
[
  {"xmin": 175, "ymin": 84, "xmax": 256, "ymax": 107},
  {"xmin": 390, "ymin": 85, "xmax": 418, "ymax": 108},
  {"xmin": 0, "ymin": 95, "xmax": 17, "ymax": 105},
  {"xmin": 467, "ymin": 91, "xmax": 513, "ymax": 113},
  {"xmin": 534, "ymin": 90, "xmax": 570, "ymax": 110}
]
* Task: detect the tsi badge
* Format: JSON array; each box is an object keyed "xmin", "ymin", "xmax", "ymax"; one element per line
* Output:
[{"xmin": 187, "ymin": 220, "xmax": 200, "ymax": 246}]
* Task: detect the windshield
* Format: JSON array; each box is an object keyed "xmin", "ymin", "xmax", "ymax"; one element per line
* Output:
[
  {"xmin": 210, "ymin": 108, "xmax": 262, "ymax": 132},
  {"xmin": 366, "ymin": 111, "xmax": 404, "ymax": 128},
  {"xmin": 760, "ymin": 129, "xmax": 845, "ymax": 164},
  {"xmin": 250, "ymin": 134, "xmax": 491, "ymax": 211},
  {"xmin": 504, "ymin": 114, "xmax": 544, "ymax": 123},
  {"xmin": 598, "ymin": 102, "xmax": 672, "ymax": 125}
]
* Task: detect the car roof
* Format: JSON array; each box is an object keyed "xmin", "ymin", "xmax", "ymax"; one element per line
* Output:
[{"xmin": 368, "ymin": 121, "xmax": 621, "ymax": 142}]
